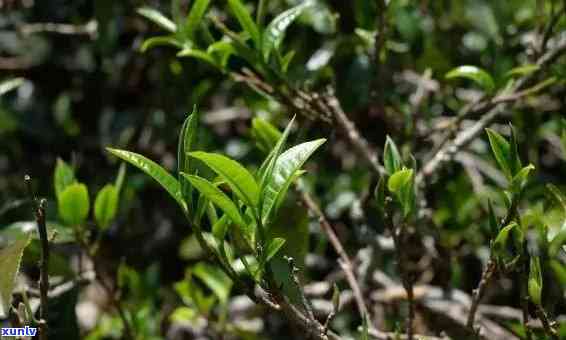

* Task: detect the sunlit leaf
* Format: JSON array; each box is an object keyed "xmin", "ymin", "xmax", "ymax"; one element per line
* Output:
[
  {"xmin": 387, "ymin": 168, "xmax": 413, "ymax": 193},
  {"xmin": 184, "ymin": 0, "xmax": 211, "ymax": 40},
  {"xmin": 140, "ymin": 35, "xmax": 182, "ymax": 53},
  {"xmin": 446, "ymin": 65, "xmax": 495, "ymax": 93},
  {"xmin": 506, "ymin": 64, "xmax": 539, "ymax": 78},
  {"xmin": 182, "ymin": 174, "xmax": 245, "ymax": 228},
  {"xmin": 178, "ymin": 107, "xmax": 199, "ymax": 208},
  {"xmin": 528, "ymin": 256, "xmax": 543, "ymax": 305},
  {"xmin": 106, "ymin": 148, "xmax": 186, "ymax": 212},
  {"xmin": 0, "ymin": 78, "xmax": 25, "ymax": 97},
  {"xmin": 58, "ymin": 183, "xmax": 90, "ymax": 226},
  {"xmin": 262, "ymin": 2, "xmax": 312, "ymax": 61},
  {"xmin": 189, "ymin": 151, "xmax": 260, "ymax": 209},
  {"xmin": 177, "ymin": 48, "xmax": 218, "ymax": 67},
  {"xmin": 251, "ymin": 117, "xmax": 282, "ymax": 153},
  {"xmin": 193, "ymin": 262, "xmax": 233, "ymax": 303},
  {"xmin": 54, "ymin": 158, "xmax": 76, "ymax": 199},
  {"xmin": 486, "ymin": 128, "xmax": 513, "ymax": 179},
  {"xmin": 383, "ymin": 135, "xmax": 402, "ymax": 175},
  {"xmin": 137, "ymin": 7, "xmax": 177, "ymax": 33},
  {"xmin": 94, "ymin": 184, "xmax": 119, "ymax": 229},
  {"xmin": 261, "ymin": 138, "xmax": 326, "ymax": 223},
  {"xmin": 227, "ymin": 0, "xmax": 261, "ymax": 47},
  {"xmin": 265, "ymin": 237, "xmax": 286, "ymax": 263}
]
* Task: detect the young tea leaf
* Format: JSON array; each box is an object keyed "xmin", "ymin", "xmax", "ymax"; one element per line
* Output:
[
  {"xmin": 265, "ymin": 237, "xmax": 286, "ymax": 263},
  {"xmin": 387, "ymin": 168, "xmax": 413, "ymax": 193},
  {"xmin": 137, "ymin": 7, "xmax": 177, "ymax": 33},
  {"xmin": 505, "ymin": 64, "xmax": 539, "ymax": 78},
  {"xmin": 58, "ymin": 183, "xmax": 90, "ymax": 226},
  {"xmin": 383, "ymin": 135, "xmax": 402, "ymax": 175},
  {"xmin": 486, "ymin": 128, "xmax": 513, "ymax": 179},
  {"xmin": 189, "ymin": 151, "xmax": 260, "ymax": 208},
  {"xmin": 178, "ymin": 107, "xmax": 199, "ymax": 207},
  {"xmin": 446, "ymin": 65, "xmax": 495, "ymax": 93},
  {"xmin": 227, "ymin": 0, "xmax": 261, "ymax": 47},
  {"xmin": 262, "ymin": 2, "xmax": 312, "ymax": 62},
  {"xmin": 261, "ymin": 138, "xmax": 326, "ymax": 223},
  {"xmin": 193, "ymin": 262, "xmax": 233, "ymax": 304},
  {"xmin": 182, "ymin": 173, "xmax": 245, "ymax": 228},
  {"xmin": 184, "ymin": 0, "xmax": 211, "ymax": 40},
  {"xmin": 94, "ymin": 184, "xmax": 119, "ymax": 229},
  {"xmin": 106, "ymin": 148, "xmax": 186, "ymax": 213},
  {"xmin": 528, "ymin": 256, "xmax": 543, "ymax": 305},
  {"xmin": 54, "ymin": 158, "xmax": 76, "ymax": 199},
  {"xmin": 140, "ymin": 35, "xmax": 182, "ymax": 53},
  {"xmin": 510, "ymin": 164, "xmax": 535, "ymax": 194},
  {"xmin": 251, "ymin": 117, "xmax": 282, "ymax": 152}
]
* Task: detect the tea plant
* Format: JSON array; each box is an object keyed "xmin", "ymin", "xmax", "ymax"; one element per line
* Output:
[{"xmin": 1, "ymin": 1, "xmax": 566, "ymax": 340}]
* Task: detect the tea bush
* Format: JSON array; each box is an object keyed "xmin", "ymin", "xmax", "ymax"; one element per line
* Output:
[{"xmin": 1, "ymin": 1, "xmax": 566, "ymax": 340}]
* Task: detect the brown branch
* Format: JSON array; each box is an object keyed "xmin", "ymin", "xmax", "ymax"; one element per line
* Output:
[
  {"xmin": 535, "ymin": 305, "xmax": 559, "ymax": 340},
  {"xmin": 466, "ymin": 259, "xmax": 496, "ymax": 331},
  {"xmin": 299, "ymin": 190, "xmax": 369, "ymax": 319},
  {"xmin": 25, "ymin": 175, "xmax": 49, "ymax": 340}
]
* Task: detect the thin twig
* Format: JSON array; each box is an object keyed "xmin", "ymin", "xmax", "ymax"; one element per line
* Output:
[
  {"xmin": 300, "ymin": 190, "xmax": 369, "ymax": 319},
  {"xmin": 286, "ymin": 256, "xmax": 316, "ymax": 321},
  {"xmin": 25, "ymin": 176, "xmax": 49, "ymax": 340},
  {"xmin": 535, "ymin": 305, "xmax": 559, "ymax": 340},
  {"xmin": 466, "ymin": 260, "xmax": 496, "ymax": 330}
]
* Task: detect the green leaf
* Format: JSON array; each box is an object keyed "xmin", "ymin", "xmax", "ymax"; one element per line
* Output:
[
  {"xmin": 207, "ymin": 41, "xmax": 237, "ymax": 68},
  {"xmin": 492, "ymin": 222, "xmax": 523, "ymax": 267},
  {"xmin": 280, "ymin": 50, "xmax": 296, "ymax": 73},
  {"xmin": 193, "ymin": 262, "xmax": 233, "ymax": 304},
  {"xmin": 106, "ymin": 148, "xmax": 186, "ymax": 212},
  {"xmin": 262, "ymin": 2, "xmax": 312, "ymax": 62},
  {"xmin": 446, "ymin": 65, "xmax": 495, "ymax": 93},
  {"xmin": 137, "ymin": 7, "xmax": 177, "ymax": 33},
  {"xmin": 182, "ymin": 174, "xmax": 245, "ymax": 227},
  {"xmin": 383, "ymin": 135, "xmax": 402, "ymax": 175},
  {"xmin": 184, "ymin": 0, "xmax": 211, "ymax": 40},
  {"xmin": 261, "ymin": 138, "xmax": 326, "ymax": 223},
  {"xmin": 212, "ymin": 215, "xmax": 230, "ymax": 241},
  {"xmin": 549, "ymin": 229, "xmax": 566, "ymax": 257},
  {"xmin": 190, "ymin": 151, "xmax": 260, "ymax": 208},
  {"xmin": 177, "ymin": 48, "xmax": 218, "ymax": 67},
  {"xmin": 486, "ymin": 128, "xmax": 514, "ymax": 179},
  {"xmin": 54, "ymin": 158, "xmax": 76, "ymax": 199},
  {"xmin": 546, "ymin": 184, "xmax": 566, "ymax": 213},
  {"xmin": 265, "ymin": 237, "xmax": 286, "ymax": 263},
  {"xmin": 114, "ymin": 163, "xmax": 127, "ymax": 194},
  {"xmin": 259, "ymin": 116, "xmax": 295, "ymax": 195},
  {"xmin": 510, "ymin": 164, "xmax": 535, "ymax": 194},
  {"xmin": 506, "ymin": 64, "xmax": 540, "ymax": 78},
  {"xmin": 251, "ymin": 117, "xmax": 282, "ymax": 153},
  {"xmin": 387, "ymin": 168, "xmax": 413, "ymax": 193},
  {"xmin": 178, "ymin": 108, "xmax": 199, "ymax": 208},
  {"xmin": 94, "ymin": 184, "xmax": 119, "ymax": 229},
  {"xmin": 58, "ymin": 183, "xmax": 90, "ymax": 226},
  {"xmin": 227, "ymin": 0, "xmax": 261, "ymax": 47},
  {"xmin": 508, "ymin": 125, "xmax": 522, "ymax": 176},
  {"xmin": 0, "ymin": 233, "xmax": 31, "ymax": 318},
  {"xmin": 528, "ymin": 257, "xmax": 543, "ymax": 305},
  {"xmin": 140, "ymin": 35, "xmax": 182, "ymax": 53}
]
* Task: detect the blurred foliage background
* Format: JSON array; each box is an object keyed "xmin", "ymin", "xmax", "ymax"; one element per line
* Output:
[{"xmin": 1, "ymin": 0, "xmax": 566, "ymax": 339}]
